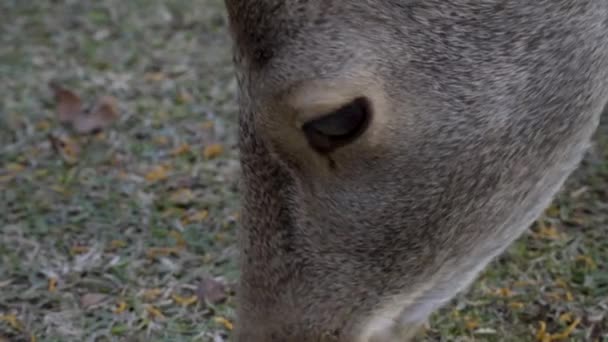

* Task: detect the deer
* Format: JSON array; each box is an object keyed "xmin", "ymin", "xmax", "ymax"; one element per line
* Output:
[{"xmin": 223, "ymin": 1, "xmax": 608, "ymax": 341}]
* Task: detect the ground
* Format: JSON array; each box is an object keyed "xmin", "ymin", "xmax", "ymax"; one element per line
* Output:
[{"xmin": 0, "ymin": 1, "xmax": 606, "ymax": 341}]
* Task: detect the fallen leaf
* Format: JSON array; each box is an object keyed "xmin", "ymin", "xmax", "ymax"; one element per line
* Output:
[
  {"xmin": 464, "ymin": 316, "xmax": 479, "ymax": 330},
  {"xmin": 108, "ymin": 240, "xmax": 127, "ymax": 250},
  {"xmin": 144, "ymin": 71, "xmax": 166, "ymax": 82},
  {"xmin": 171, "ymin": 143, "xmax": 191, "ymax": 156},
  {"xmin": 533, "ymin": 222, "xmax": 563, "ymax": 240},
  {"xmin": 181, "ymin": 209, "xmax": 208, "ymax": 224},
  {"xmin": 509, "ymin": 302, "xmax": 525, "ymax": 309},
  {"xmin": 80, "ymin": 293, "xmax": 107, "ymax": 308},
  {"xmin": 146, "ymin": 247, "xmax": 180, "ymax": 259},
  {"xmin": 551, "ymin": 317, "xmax": 581, "ymax": 340},
  {"xmin": 169, "ymin": 231, "xmax": 187, "ymax": 249},
  {"xmin": 197, "ymin": 276, "xmax": 227, "ymax": 304},
  {"xmin": 559, "ymin": 313, "xmax": 573, "ymax": 323},
  {"xmin": 48, "ymin": 277, "xmax": 58, "ymax": 292},
  {"xmin": 48, "ymin": 134, "xmax": 81, "ymax": 164},
  {"xmin": 203, "ymin": 144, "xmax": 223, "ymax": 159},
  {"xmin": 172, "ymin": 294, "xmax": 198, "ymax": 307},
  {"xmin": 575, "ymin": 255, "xmax": 596, "ymax": 269},
  {"xmin": 214, "ymin": 316, "xmax": 233, "ymax": 331},
  {"xmin": 176, "ymin": 90, "xmax": 193, "ymax": 104},
  {"xmin": 50, "ymin": 81, "xmax": 83, "ymax": 124},
  {"xmin": 49, "ymin": 82, "xmax": 119, "ymax": 134},
  {"xmin": 145, "ymin": 305, "xmax": 164, "ymax": 319},
  {"xmin": 72, "ymin": 95, "xmax": 119, "ymax": 134},
  {"xmin": 144, "ymin": 165, "xmax": 170, "ymax": 182},
  {"xmin": 169, "ymin": 188, "xmax": 195, "ymax": 205},
  {"xmin": 114, "ymin": 301, "xmax": 127, "ymax": 314},
  {"xmin": 493, "ymin": 287, "xmax": 513, "ymax": 298},
  {"xmin": 0, "ymin": 314, "xmax": 23, "ymax": 331},
  {"xmin": 142, "ymin": 288, "xmax": 163, "ymax": 301},
  {"xmin": 70, "ymin": 245, "xmax": 89, "ymax": 255}
]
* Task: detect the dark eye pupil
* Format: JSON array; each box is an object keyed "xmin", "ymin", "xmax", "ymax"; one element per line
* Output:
[{"xmin": 302, "ymin": 97, "xmax": 371, "ymax": 153}]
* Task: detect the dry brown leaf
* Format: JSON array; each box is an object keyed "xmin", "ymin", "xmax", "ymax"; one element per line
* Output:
[
  {"xmin": 169, "ymin": 188, "xmax": 195, "ymax": 205},
  {"xmin": 48, "ymin": 134, "xmax": 81, "ymax": 164},
  {"xmin": 80, "ymin": 293, "xmax": 107, "ymax": 308},
  {"xmin": 181, "ymin": 209, "xmax": 208, "ymax": 224},
  {"xmin": 49, "ymin": 83, "xmax": 119, "ymax": 134},
  {"xmin": 203, "ymin": 144, "xmax": 223, "ymax": 159},
  {"xmin": 170, "ymin": 143, "xmax": 191, "ymax": 156},
  {"xmin": 48, "ymin": 277, "xmax": 58, "ymax": 292},
  {"xmin": 50, "ymin": 81, "xmax": 83, "ymax": 124},
  {"xmin": 144, "ymin": 164, "xmax": 170, "ymax": 182},
  {"xmin": 196, "ymin": 276, "xmax": 227, "ymax": 304},
  {"xmin": 72, "ymin": 95, "xmax": 119, "ymax": 134}
]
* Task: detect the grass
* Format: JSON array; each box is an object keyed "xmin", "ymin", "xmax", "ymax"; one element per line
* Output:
[{"xmin": 0, "ymin": 1, "xmax": 606, "ymax": 341}]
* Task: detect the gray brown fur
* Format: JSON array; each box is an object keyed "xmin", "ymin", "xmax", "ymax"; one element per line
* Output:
[{"xmin": 224, "ymin": 1, "xmax": 608, "ymax": 341}]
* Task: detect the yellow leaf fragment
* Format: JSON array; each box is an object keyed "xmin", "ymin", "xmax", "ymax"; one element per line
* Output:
[
  {"xmin": 172, "ymin": 294, "xmax": 197, "ymax": 307},
  {"xmin": 5, "ymin": 163, "xmax": 25, "ymax": 172},
  {"xmin": 536, "ymin": 317, "xmax": 582, "ymax": 341},
  {"xmin": 146, "ymin": 247, "xmax": 180, "ymax": 259},
  {"xmin": 200, "ymin": 121, "xmax": 214, "ymax": 130},
  {"xmin": 171, "ymin": 143, "xmax": 191, "ymax": 156},
  {"xmin": 536, "ymin": 321, "xmax": 550, "ymax": 342},
  {"xmin": 551, "ymin": 318, "xmax": 581, "ymax": 340},
  {"xmin": 36, "ymin": 120, "xmax": 51, "ymax": 131},
  {"xmin": 169, "ymin": 188, "xmax": 195, "ymax": 205},
  {"xmin": 214, "ymin": 316, "xmax": 233, "ymax": 331},
  {"xmin": 144, "ymin": 72, "xmax": 166, "ymax": 82},
  {"xmin": 203, "ymin": 144, "xmax": 223, "ymax": 159},
  {"xmin": 565, "ymin": 291, "xmax": 574, "ymax": 302},
  {"xmin": 554, "ymin": 278, "xmax": 569, "ymax": 289},
  {"xmin": 509, "ymin": 302, "xmax": 525, "ymax": 309},
  {"xmin": 182, "ymin": 210, "xmax": 208, "ymax": 224},
  {"xmin": 114, "ymin": 301, "xmax": 127, "ymax": 314},
  {"xmin": 464, "ymin": 316, "xmax": 479, "ymax": 330},
  {"xmin": 70, "ymin": 245, "xmax": 89, "ymax": 255},
  {"xmin": 575, "ymin": 255, "xmax": 596, "ymax": 269},
  {"xmin": 535, "ymin": 224, "xmax": 562, "ymax": 240},
  {"xmin": 145, "ymin": 305, "xmax": 164, "ymax": 319},
  {"xmin": 494, "ymin": 287, "xmax": 513, "ymax": 297},
  {"xmin": 48, "ymin": 277, "xmax": 57, "ymax": 292},
  {"xmin": 559, "ymin": 313, "xmax": 573, "ymax": 323},
  {"xmin": 154, "ymin": 136, "xmax": 170, "ymax": 146},
  {"xmin": 169, "ymin": 231, "xmax": 187, "ymax": 249},
  {"xmin": 144, "ymin": 165, "xmax": 170, "ymax": 182},
  {"xmin": 0, "ymin": 314, "xmax": 23, "ymax": 331},
  {"xmin": 176, "ymin": 91, "xmax": 193, "ymax": 104},
  {"xmin": 109, "ymin": 240, "xmax": 127, "ymax": 250},
  {"xmin": 142, "ymin": 288, "xmax": 163, "ymax": 301}
]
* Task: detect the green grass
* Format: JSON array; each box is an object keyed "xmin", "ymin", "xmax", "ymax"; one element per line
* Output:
[{"xmin": 1, "ymin": 1, "xmax": 607, "ymax": 341}]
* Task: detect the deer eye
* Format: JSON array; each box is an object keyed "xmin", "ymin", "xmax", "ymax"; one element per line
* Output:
[{"xmin": 301, "ymin": 97, "xmax": 371, "ymax": 153}]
